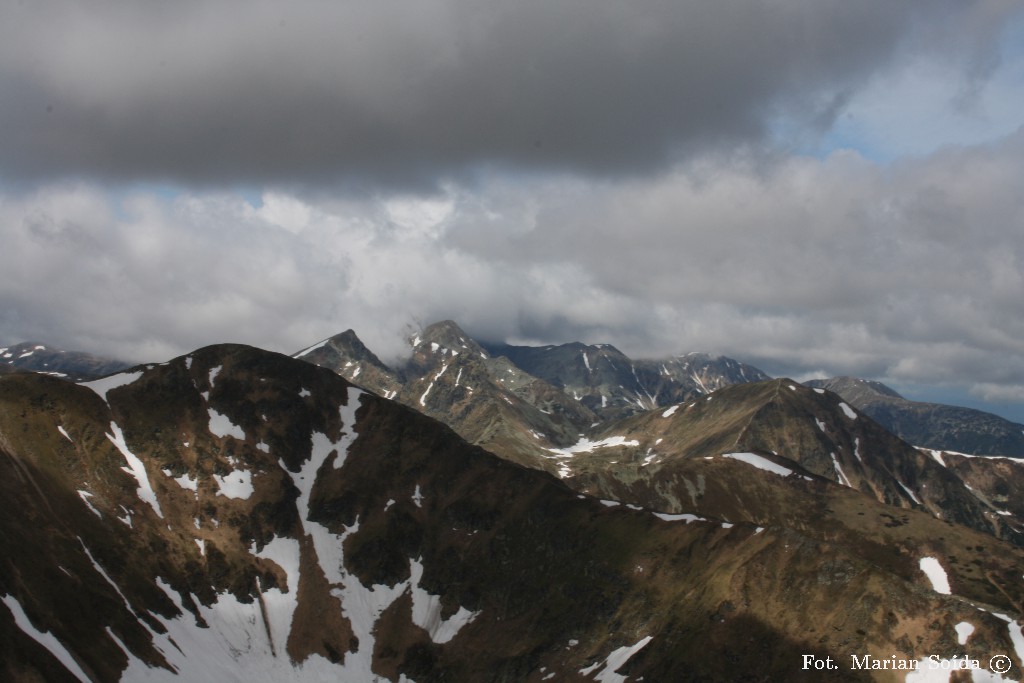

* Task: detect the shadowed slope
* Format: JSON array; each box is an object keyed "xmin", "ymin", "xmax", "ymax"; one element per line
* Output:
[{"xmin": 2, "ymin": 347, "xmax": 1023, "ymax": 681}]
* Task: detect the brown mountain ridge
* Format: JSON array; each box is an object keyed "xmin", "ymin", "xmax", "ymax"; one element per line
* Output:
[{"xmin": 1, "ymin": 344, "xmax": 1023, "ymax": 681}]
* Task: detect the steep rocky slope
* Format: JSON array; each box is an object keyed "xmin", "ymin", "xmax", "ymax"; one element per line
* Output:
[
  {"xmin": 296, "ymin": 321, "xmax": 599, "ymax": 471},
  {"xmin": 294, "ymin": 321, "xmax": 770, "ymax": 472},
  {"xmin": 923, "ymin": 447, "xmax": 1024, "ymax": 538},
  {"xmin": 293, "ymin": 329, "xmax": 402, "ymax": 399},
  {"xmin": 482, "ymin": 340, "xmax": 770, "ymax": 420},
  {"xmin": 3, "ymin": 346, "xmax": 1024, "ymax": 681}
]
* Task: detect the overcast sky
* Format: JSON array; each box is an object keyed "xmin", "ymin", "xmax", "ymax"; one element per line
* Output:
[{"xmin": 2, "ymin": 1, "xmax": 1024, "ymax": 420}]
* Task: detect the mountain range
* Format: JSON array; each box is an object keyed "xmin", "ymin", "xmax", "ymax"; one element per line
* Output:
[
  {"xmin": 0, "ymin": 341, "xmax": 133, "ymax": 381},
  {"xmin": 2, "ymin": 323, "xmax": 1024, "ymax": 681},
  {"xmin": 293, "ymin": 321, "xmax": 775, "ymax": 473},
  {"xmin": 805, "ymin": 376, "xmax": 1024, "ymax": 458}
]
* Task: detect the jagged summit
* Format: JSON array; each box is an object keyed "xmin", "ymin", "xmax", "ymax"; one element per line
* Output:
[
  {"xmin": 411, "ymin": 320, "xmax": 486, "ymax": 356},
  {"xmin": 294, "ymin": 321, "xmax": 772, "ymax": 470},
  {"xmin": 323, "ymin": 329, "xmax": 391, "ymax": 370},
  {"xmin": 293, "ymin": 330, "xmax": 400, "ymax": 398},
  {"xmin": 406, "ymin": 320, "xmax": 490, "ymax": 379},
  {"xmin": 481, "ymin": 338, "xmax": 770, "ymax": 419}
]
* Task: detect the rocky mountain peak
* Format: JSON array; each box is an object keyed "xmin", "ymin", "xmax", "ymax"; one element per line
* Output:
[
  {"xmin": 293, "ymin": 330, "xmax": 400, "ymax": 398},
  {"xmin": 411, "ymin": 320, "xmax": 486, "ymax": 358},
  {"xmin": 330, "ymin": 329, "xmax": 392, "ymax": 371}
]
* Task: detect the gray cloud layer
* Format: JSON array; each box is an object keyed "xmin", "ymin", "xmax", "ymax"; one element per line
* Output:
[
  {"xmin": 0, "ymin": 0, "xmax": 1013, "ymax": 186},
  {"xmin": 1, "ymin": 1, "xmax": 1023, "ymax": 420},
  {"xmin": 3, "ymin": 131, "xmax": 1022, "ymax": 407}
]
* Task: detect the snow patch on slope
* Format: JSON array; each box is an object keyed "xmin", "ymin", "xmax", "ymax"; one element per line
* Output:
[
  {"xmin": 263, "ymin": 385, "xmax": 460, "ymax": 679},
  {"xmin": 831, "ymin": 453, "xmax": 852, "ymax": 487},
  {"xmin": 409, "ymin": 559, "xmax": 480, "ymax": 643},
  {"xmin": 77, "ymin": 490, "xmax": 102, "ymax": 518},
  {"xmin": 250, "ymin": 536, "xmax": 302, "ymax": 656},
  {"xmin": 653, "ymin": 512, "xmax": 706, "ymax": 523},
  {"xmin": 954, "ymin": 622, "xmax": 975, "ymax": 645},
  {"xmin": 208, "ymin": 408, "xmax": 246, "ymax": 440},
  {"xmin": 213, "ymin": 470, "xmax": 254, "ymax": 499},
  {"xmin": 579, "ymin": 635, "xmax": 653, "ymax": 683},
  {"xmin": 79, "ymin": 538, "xmax": 135, "ymax": 613},
  {"xmin": 260, "ymin": 383, "xmax": 474, "ymax": 678},
  {"xmin": 106, "ymin": 422, "xmax": 163, "ymax": 518},
  {"xmin": 293, "ymin": 338, "xmax": 331, "ymax": 358},
  {"xmin": 309, "ymin": 388, "xmax": 363, "ymax": 472},
  {"xmin": 1, "ymin": 594, "xmax": 91, "ymax": 683},
  {"xmin": 926, "ymin": 449, "xmax": 947, "ymax": 467},
  {"xmin": 919, "ymin": 557, "xmax": 951, "ymax": 595},
  {"xmin": 547, "ymin": 436, "xmax": 639, "ymax": 458},
  {"xmin": 723, "ymin": 452, "xmax": 793, "ymax": 477},
  {"xmin": 163, "ymin": 469, "xmax": 198, "ymax": 492},
  {"xmin": 81, "ymin": 370, "xmax": 144, "ymax": 404},
  {"xmin": 896, "ymin": 479, "xmax": 921, "ymax": 505},
  {"xmin": 120, "ymin": 576, "xmax": 366, "ymax": 683},
  {"xmin": 419, "ymin": 382, "xmax": 434, "ymax": 407}
]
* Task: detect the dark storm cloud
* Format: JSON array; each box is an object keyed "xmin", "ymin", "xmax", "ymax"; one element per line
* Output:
[{"xmin": 0, "ymin": 0, "xmax": 1005, "ymax": 186}]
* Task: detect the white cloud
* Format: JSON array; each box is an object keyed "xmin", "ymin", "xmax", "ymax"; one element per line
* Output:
[
  {"xmin": 970, "ymin": 383, "xmax": 1024, "ymax": 404},
  {"xmin": 255, "ymin": 192, "xmax": 314, "ymax": 234},
  {"xmin": 2, "ymin": 129, "xmax": 1022, "ymax": 416}
]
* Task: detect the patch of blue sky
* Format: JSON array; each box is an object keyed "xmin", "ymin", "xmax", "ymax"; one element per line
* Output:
[
  {"xmin": 780, "ymin": 18, "xmax": 1024, "ymax": 164},
  {"xmin": 107, "ymin": 182, "xmax": 265, "ymax": 219},
  {"xmin": 888, "ymin": 382, "xmax": 1024, "ymax": 426}
]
